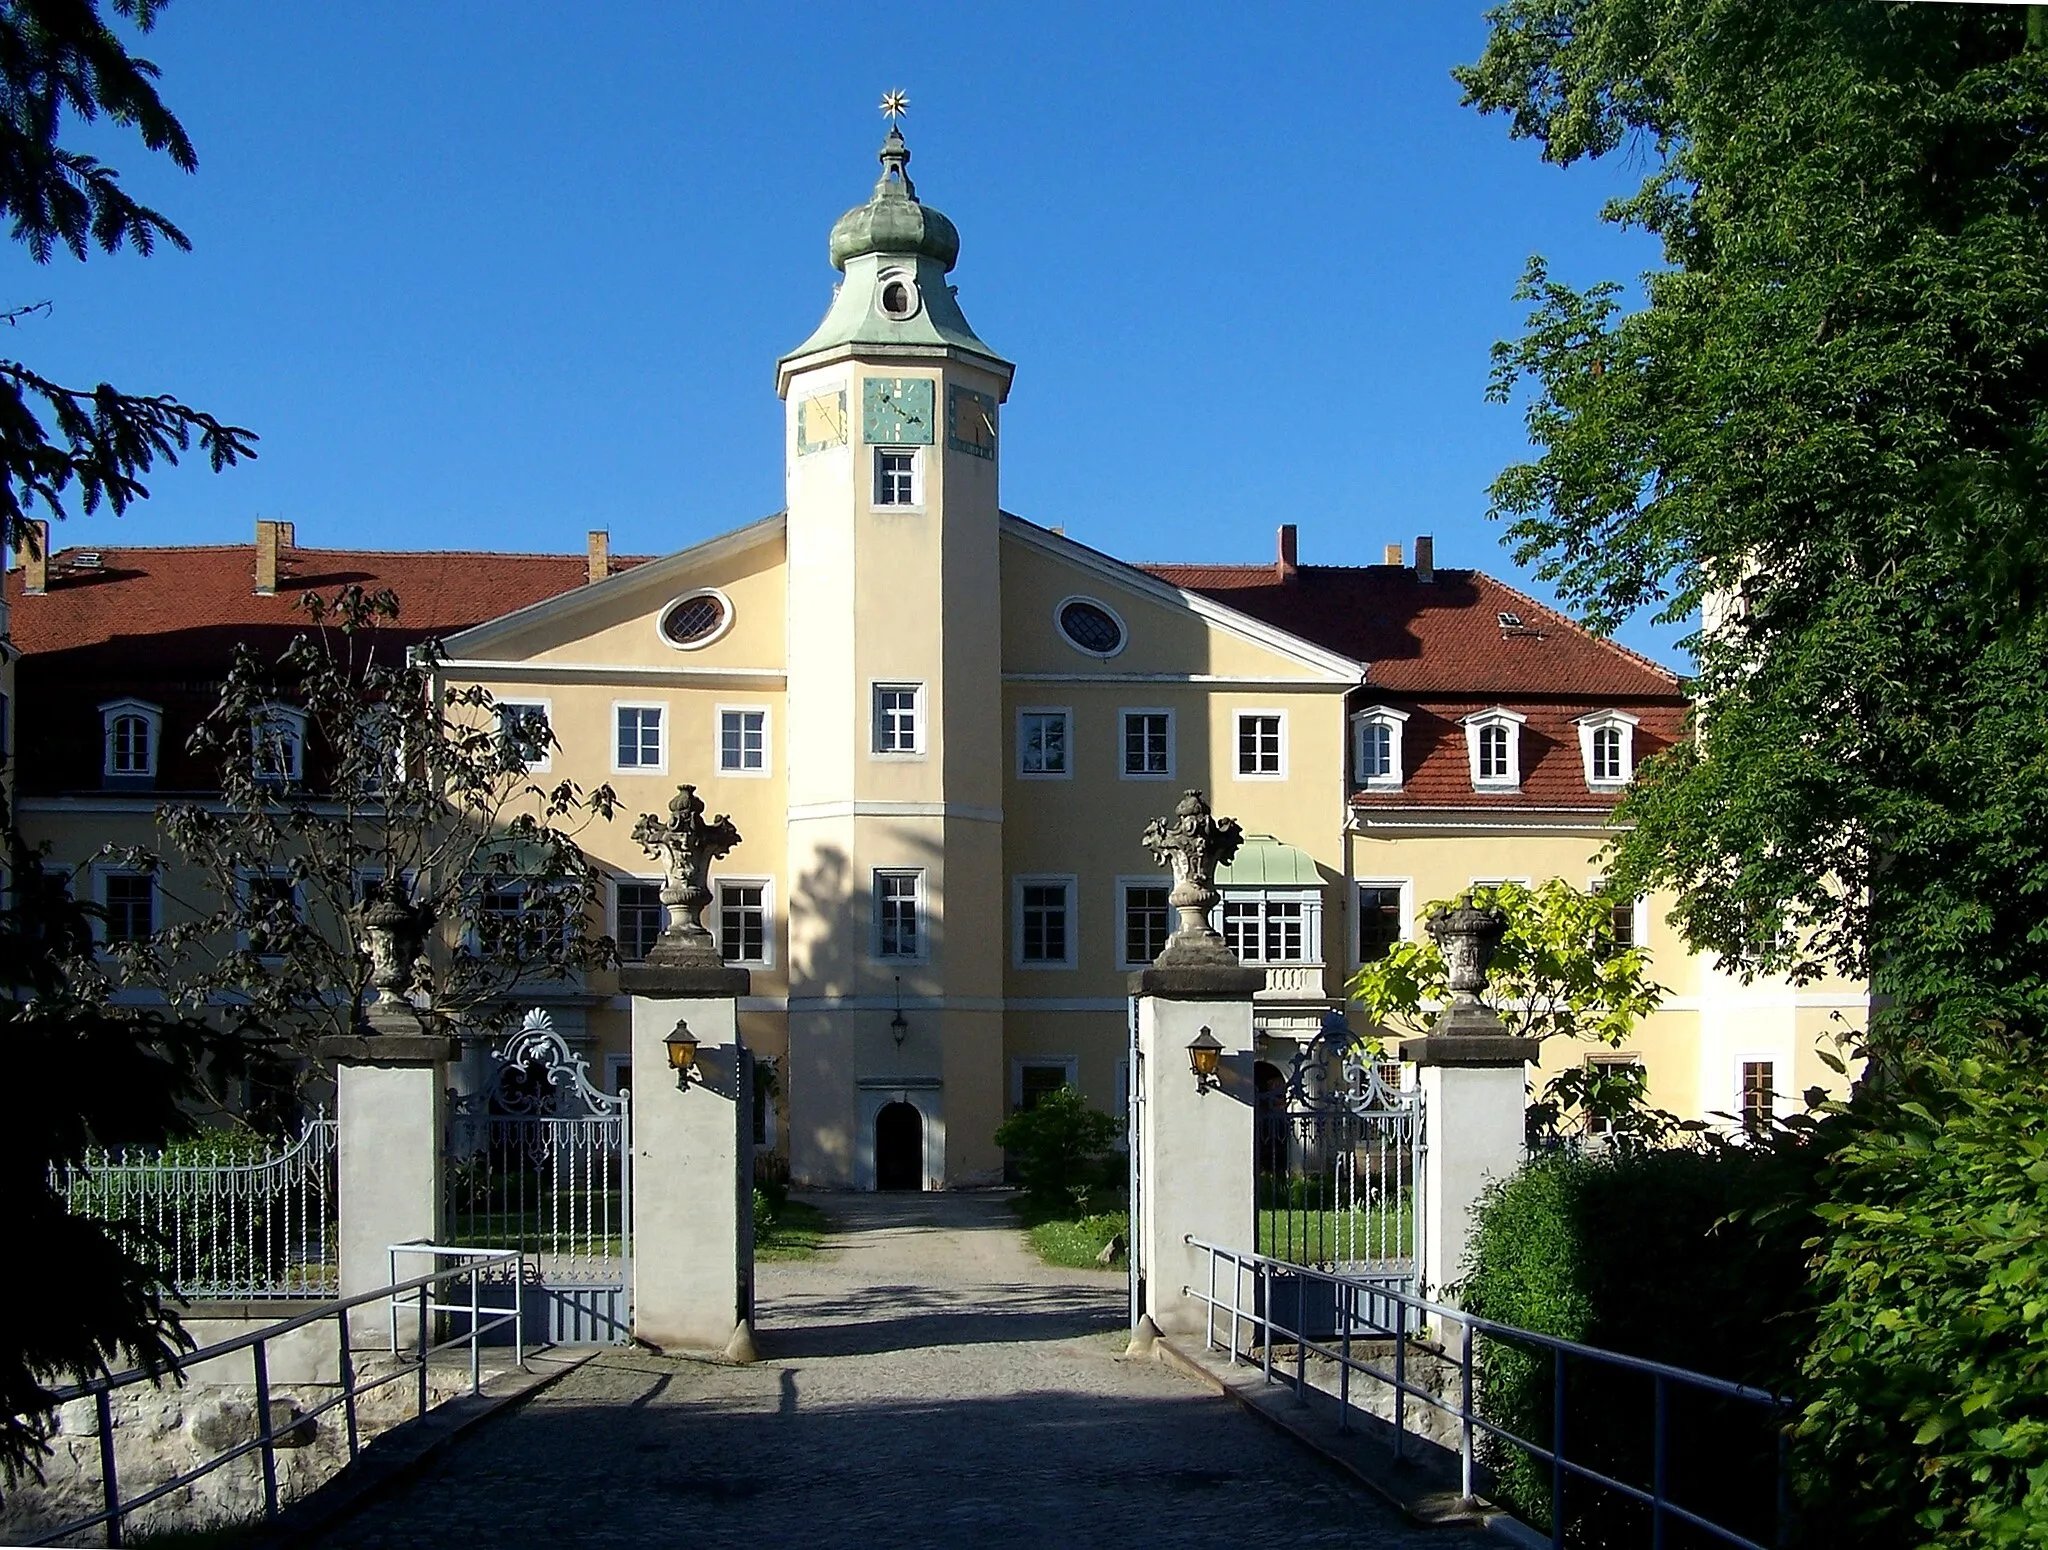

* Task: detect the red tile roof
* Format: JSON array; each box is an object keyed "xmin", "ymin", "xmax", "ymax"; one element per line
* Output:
[{"xmin": 1140, "ymin": 563, "xmax": 1683, "ymax": 700}]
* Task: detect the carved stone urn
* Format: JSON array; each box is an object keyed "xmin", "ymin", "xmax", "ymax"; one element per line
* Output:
[
  {"xmin": 1405, "ymin": 894, "xmax": 1528, "ymax": 1050},
  {"xmin": 625, "ymin": 783, "xmax": 747, "ymax": 989},
  {"xmin": 1425, "ymin": 897, "xmax": 1509, "ymax": 1007},
  {"xmin": 353, "ymin": 879, "xmax": 434, "ymax": 1023},
  {"xmin": 1141, "ymin": 790, "xmax": 1244, "ymax": 967}
]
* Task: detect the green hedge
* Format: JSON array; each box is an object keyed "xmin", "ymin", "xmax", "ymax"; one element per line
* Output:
[{"xmin": 1463, "ymin": 1144, "xmax": 1819, "ymax": 1547}]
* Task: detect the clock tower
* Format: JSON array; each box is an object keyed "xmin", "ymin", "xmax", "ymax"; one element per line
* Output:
[{"xmin": 776, "ymin": 120, "xmax": 1015, "ymax": 1187}]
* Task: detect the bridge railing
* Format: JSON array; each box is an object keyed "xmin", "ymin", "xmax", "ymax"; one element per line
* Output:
[{"xmin": 1184, "ymin": 1236, "xmax": 1788, "ymax": 1550}]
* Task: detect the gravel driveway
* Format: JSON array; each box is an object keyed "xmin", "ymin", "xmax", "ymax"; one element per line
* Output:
[{"xmin": 311, "ymin": 1191, "xmax": 1486, "ymax": 1548}]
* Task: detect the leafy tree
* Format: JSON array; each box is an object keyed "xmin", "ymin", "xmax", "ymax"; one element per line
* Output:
[
  {"xmin": 1348, "ymin": 881, "xmax": 1673, "ymax": 1143},
  {"xmin": 0, "ymin": 0, "xmax": 254, "ymax": 539},
  {"xmin": 1458, "ymin": 3, "xmax": 2048, "ymax": 1058},
  {"xmin": 993, "ymin": 1085, "xmax": 1122, "ymax": 1208},
  {"xmin": 100, "ymin": 588, "xmax": 620, "ymax": 1095},
  {"xmin": 0, "ymin": 791, "xmax": 240, "ymax": 1479}
]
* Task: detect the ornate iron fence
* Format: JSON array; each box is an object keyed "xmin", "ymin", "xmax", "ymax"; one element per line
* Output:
[
  {"xmin": 445, "ymin": 1011, "xmax": 631, "ymax": 1343},
  {"xmin": 57, "ymin": 1115, "xmax": 339, "ymax": 1299}
]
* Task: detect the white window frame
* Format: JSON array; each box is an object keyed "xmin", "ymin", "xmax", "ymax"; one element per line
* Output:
[
  {"xmin": 1119, "ymin": 707, "xmax": 1175, "ymax": 782},
  {"xmin": 611, "ymin": 701, "xmax": 668, "ymax": 775},
  {"xmin": 1016, "ymin": 706, "xmax": 1073, "ymax": 781},
  {"xmin": 91, "ymin": 863, "xmax": 157, "ymax": 946},
  {"xmin": 1588, "ymin": 876, "xmax": 1651, "ymax": 955},
  {"xmin": 656, "ymin": 587, "xmax": 736, "ymax": 653},
  {"xmin": 714, "ymin": 874, "xmax": 776, "ymax": 968},
  {"xmin": 1462, "ymin": 707, "xmax": 1527, "ymax": 790},
  {"xmin": 871, "ymin": 682, "xmax": 925, "ymax": 759},
  {"xmin": 1351, "ymin": 878, "xmax": 1414, "ymax": 970},
  {"xmin": 1575, "ymin": 710, "xmax": 1640, "ymax": 791},
  {"xmin": 1351, "ymin": 705, "xmax": 1409, "ymax": 792},
  {"xmin": 1116, "ymin": 873, "xmax": 1174, "ymax": 969},
  {"xmin": 495, "ymin": 698, "xmax": 553, "ymax": 774},
  {"xmin": 1213, "ymin": 886, "xmax": 1323, "ymax": 966},
  {"xmin": 1233, "ymin": 709, "xmax": 1288, "ymax": 781},
  {"xmin": 610, "ymin": 873, "xmax": 667, "ymax": 964},
  {"xmin": 873, "ymin": 868, "xmax": 926, "ymax": 962},
  {"xmin": 251, "ymin": 703, "xmax": 307, "ymax": 785},
  {"xmin": 871, "ymin": 445, "xmax": 925, "ymax": 509},
  {"xmin": 99, "ymin": 698, "xmax": 163, "ymax": 783},
  {"xmin": 236, "ymin": 868, "xmax": 301, "ymax": 960},
  {"xmin": 1009, "ymin": 1055, "xmax": 1080, "ymax": 1110},
  {"xmin": 1012, "ymin": 874, "xmax": 1079, "ymax": 971},
  {"xmin": 716, "ymin": 705, "xmax": 772, "ymax": 777}
]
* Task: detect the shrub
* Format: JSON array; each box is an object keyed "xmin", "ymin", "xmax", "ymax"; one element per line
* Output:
[
  {"xmin": 1463, "ymin": 1142, "xmax": 1822, "ymax": 1546},
  {"xmin": 992, "ymin": 1087, "xmax": 1121, "ymax": 1207},
  {"xmin": 1797, "ymin": 1055, "xmax": 2048, "ymax": 1549}
]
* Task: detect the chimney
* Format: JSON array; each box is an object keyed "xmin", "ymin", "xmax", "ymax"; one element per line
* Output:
[
  {"xmin": 15, "ymin": 519, "xmax": 47, "ymax": 595},
  {"xmin": 1276, "ymin": 523, "xmax": 1299, "ymax": 584},
  {"xmin": 254, "ymin": 518, "xmax": 281, "ymax": 595},
  {"xmin": 1415, "ymin": 534, "xmax": 1435, "ymax": 583},
  {"xmin": 587, "ymin": 529, "xmax": 611, "ymax": 585},
  {"xmin": 1384, "ymin": 542, "xmax": 1403, "ymax": 566}
]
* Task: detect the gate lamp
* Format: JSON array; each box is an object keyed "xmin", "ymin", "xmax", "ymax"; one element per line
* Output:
[
  {"xmin": 1188, "ymin": 1027, "xmax": 1224, "ymax": 1093},
  {"xmin": 663, "ymin": 1021, "xmax": 701, "ymax": 1090}
]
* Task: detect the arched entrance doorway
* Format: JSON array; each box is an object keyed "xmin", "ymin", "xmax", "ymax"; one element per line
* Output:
[{"xmin": 875, "ymin": 1101, "xmax": 924, "ymax": 1191}]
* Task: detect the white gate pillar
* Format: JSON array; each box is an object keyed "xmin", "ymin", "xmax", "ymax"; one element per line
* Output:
[
  {"xmin": 1400, "ymin": 899, "xmax": 1538, "ymax": 1301},
  {"xmin": 319, "ymin": 1007, "xmax": 456, "ymax": 1343}
]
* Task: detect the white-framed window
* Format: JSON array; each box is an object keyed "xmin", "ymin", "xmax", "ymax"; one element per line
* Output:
[
  {"xmin": 613, "ymin": 703, "xmax": 666, "ymax": 774},
  {"xmin": 872, "ymin": 683, "xmax": 924, "ymax": 756},
  {"xmin": 717, "ymin": 877, "xmax": 773, "ymax": 967},
  {"xmin": 1117, "ymin": 875, "xmax": 1172, "ymax": 968},
  {"xmin": 1575, "ymin": 710, "xmax": 1640, "ymax": 790},
  {"xmin": 251, "ymin": 704, "xmax": 306, "ymax": 785},
  {"xmin": 1584, "ymin": 1053, "xmax": 1646, "ymax": 1138},
  {"xmin": 1354, "ymin": 879, "xmax": 1412, "ymax": 966},
  {"xmin": 718, "ymin": 707, "xmax": 770, "ymax": 776},
  {"xmin": 1351, "ymin": 705, "xmax": 1409, "ymax": 791},
  {"xmin": 1589, "ymin": 877, "xmax": 1650, "ymax": 958},
  {"xmin": 1216, "ymin": 888, "xmax": 1323, "ymax": 964},
  {"xmin": 471, "ymin": 877, "xmax": 579, "ymax": 962},
  {"xmin": 96, "ymin": 867, "xmax": 156, "ymax": 944},
  {"xmin": 495, "ymin": 699, "xmax": 553, "ymax": 774},
  {"xmin": 874, "ymin": 869, "xmax": 924, "ymax": 961},
  {"xmin": 1009, "ymin": 1056, "xmax": 1079, "ymax": 1111},
  {"xmin": 1234, "ymin": 710, "xmax": 1287, "ymax": 779},
  {"xmin": 1120, "ymin": 708, "xmax": 1174, "ymax": 780},
  {"xmin": 1013, "ymin": 875, "xmax": 1077, "ymax": 969},
  {"xmin": 1461, "ymin": 708, "xmax": 1526, "ymax": 790},
  {"xmin": 1738, "ymin": 1058, "xmax": 1778, "ymax": 1136},
  {"xmin": 1016, "ymin": 707, "xmax": 1071, "ymax": 779},
  {"xmin": 238, "ymin": 870, "xmax": 301, "ymax": 959},
  {"xmin": 872, "ymin": 446, "xmax": 922, "ymax": 507},
  {"xmin": 99, "ymin": 698, "xmax": 162, "ymax": 785},
  {"xmin": 611, "ymin": 876, "xmax": 665, "ymax": 964}
]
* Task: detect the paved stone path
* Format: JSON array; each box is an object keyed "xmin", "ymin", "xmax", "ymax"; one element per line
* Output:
[{"xmin": 313, "ymin": 1193, "xmax": 1485, "ymax": 1548}]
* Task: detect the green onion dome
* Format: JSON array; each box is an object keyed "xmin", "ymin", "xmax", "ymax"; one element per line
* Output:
[{"xmin": 827, "ymin": 126, "xmax": 960, "ymax": 272}]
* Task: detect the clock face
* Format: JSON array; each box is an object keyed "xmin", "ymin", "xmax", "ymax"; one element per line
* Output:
[
  {"xmin": 948, "ymin": 386, "xmax": 997, "ymax": 459},
  {"xmin": 796, "ymin": 388, "xmax": 846, "ymax": 454},
  {"xmin": 862, "ymin": 377, "xmax": 935, "ymax": 446}
]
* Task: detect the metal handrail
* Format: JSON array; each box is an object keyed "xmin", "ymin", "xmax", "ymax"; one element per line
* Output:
[
  {"xmin": 1183, "ymin": 1237, "xmax": 1788, "ymax": 1550},
  {"xmin": 29, "ymin": 1246, "xmax": 525, "ymax": 1548}
]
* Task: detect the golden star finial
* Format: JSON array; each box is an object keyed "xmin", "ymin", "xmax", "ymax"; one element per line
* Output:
[{"xmin": 880, "ymin": 89, "xmax": 909, "ymax": 121}]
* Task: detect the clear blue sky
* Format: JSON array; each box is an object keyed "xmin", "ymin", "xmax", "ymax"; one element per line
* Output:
[{"xmin": 17, "ymin": 1, "xmax": 1679, "ymax": 665}]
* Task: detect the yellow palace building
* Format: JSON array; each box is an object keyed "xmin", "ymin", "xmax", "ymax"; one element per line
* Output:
[{"xmin": 4, "ymin": 127, "xmax": 1862, "ymax": 1188}]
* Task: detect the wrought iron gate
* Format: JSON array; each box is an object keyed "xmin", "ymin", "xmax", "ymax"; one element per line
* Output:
[
  {"xmin": 1256, "ymin": 1011, "xmax": 1422, "ymax": 1304},
  {"xmin": 446, "ymin": 1011, "xmax": 631, "ymax": 1344}
]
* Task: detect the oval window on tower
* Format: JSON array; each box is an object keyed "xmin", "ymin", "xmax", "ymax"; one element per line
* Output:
[
  {"xmin": 878, "ymin": 273, "xmax": 919, "ymax": 319},
  {"xmin": 1055, "ymin": 596, "xmax": 1127, "ymax": 658},
  {"xmin": 658, "ymin": 589, "xmax": 734, "ymax": 651}
]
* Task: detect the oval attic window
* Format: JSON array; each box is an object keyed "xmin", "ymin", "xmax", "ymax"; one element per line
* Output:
[
  {"xmin": 1057, "ymin": 597, "xmax": 1126, "ymax": 657},
  {"xmin": 880, "ymin": 280, "xmax": 914, "ymax": 318},
  {"xmin": 660, "ymin": 591, "xmax": 731, "ymax": 649}
]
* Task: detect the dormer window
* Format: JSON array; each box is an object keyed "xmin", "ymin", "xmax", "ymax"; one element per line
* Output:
[
  {"xmin": 1462, "ymin": 708, "xmax": 1527, "ymax": 790},
  {"xmin": 252, "ymin": 704, "xmax": 306, "ymax": 785},
  {"xmin": 1351, "ymin": 706, "xmax": 1409, "ymax": 791},
  {"xmin": 1576, "ymin": 710, "xmax": 1640, "ymax": 790},
  {"xmin": 100, "ymin": 699, "xmax": 162, "ymax": 787}
]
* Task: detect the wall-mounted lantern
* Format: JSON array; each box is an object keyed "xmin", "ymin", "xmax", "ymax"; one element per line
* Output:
[
  {"xmin": 890, "ymin": 975, "xmax": 909, "ymax": 1048},
  {"xmin": 663, "ymin": 1020, "xmax": 701, "ymax": 1090},
  {"xmin": 1187, "ymin": 1026, "xmax": 1223, "ymax": 1093}
]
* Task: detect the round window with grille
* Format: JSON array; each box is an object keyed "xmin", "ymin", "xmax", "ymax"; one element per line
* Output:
[
  {"xmin": 658, "ymin": 590, "xmax": 733, "ymax": 650},
  {"xmin": 1056, "ymin": 597, "xmax": 1126, "ymax": 658}
]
